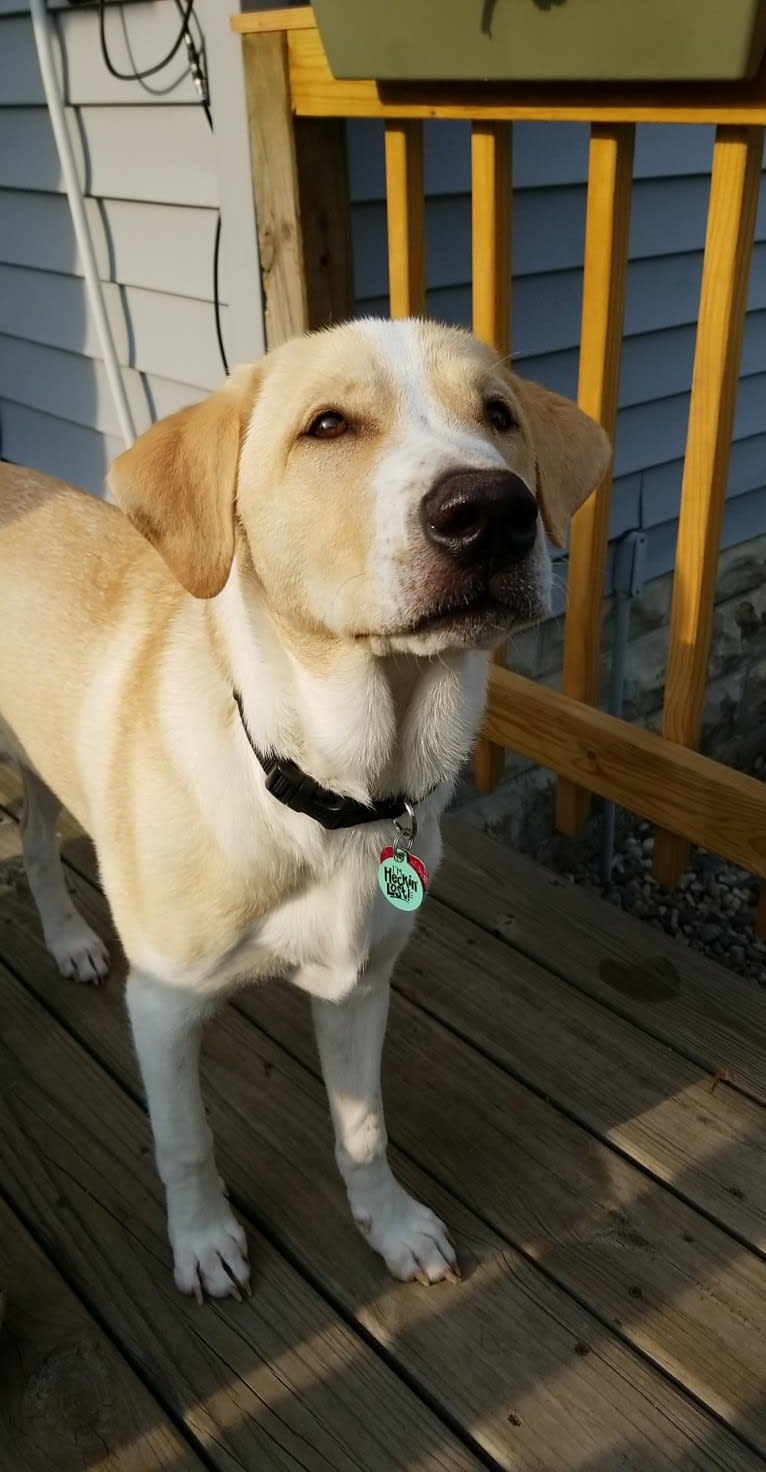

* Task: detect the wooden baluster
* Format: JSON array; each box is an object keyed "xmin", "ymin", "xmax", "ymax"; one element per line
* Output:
[
  {"xmin": 653, "ymin": 124, "xmax": 763, "ymax": 887},
  {"xmin": 556, "ymin": 122, "xmax": 635, "ymax": 836},
  {"xmin": 471, "ymin": 120, "xmax": 513, "ymax": 794},
  {"xmin": 384, "ymin": 121, "xmax": 426, "ymax": 317}
]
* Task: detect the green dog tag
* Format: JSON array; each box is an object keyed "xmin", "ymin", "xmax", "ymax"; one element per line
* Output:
[{"xmin": 378, "ymin": 847, "xmax": 428, "ymax": 912}]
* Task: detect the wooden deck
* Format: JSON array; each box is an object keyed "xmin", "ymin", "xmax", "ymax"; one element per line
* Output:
[{"xmin": 1, "ymin": 758, "xmax": 765, "ymax": 1472}]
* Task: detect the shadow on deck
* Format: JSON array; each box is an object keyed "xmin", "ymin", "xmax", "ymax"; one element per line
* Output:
[{"xmin": 0, "ymin": 759, "xmax": 765, "ymax": 1472}]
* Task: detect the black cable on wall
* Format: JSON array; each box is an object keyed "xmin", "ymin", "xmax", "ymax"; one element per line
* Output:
[
  {"xmin": 98, "ymin": 0, "xmax": 229, "ymax": 376},
  {"xmin": 99, "ymin": 0, "xmax": 195, "ymax": 81}
]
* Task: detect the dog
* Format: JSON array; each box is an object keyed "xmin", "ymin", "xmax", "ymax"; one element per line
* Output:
[{"xmin": 0, "ymin": 318, "xmax": 609, "ymax": 1300}]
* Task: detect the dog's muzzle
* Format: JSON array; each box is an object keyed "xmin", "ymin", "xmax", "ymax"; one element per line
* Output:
[{"xmin": 420, "ymin": 469, "xmax": 538, "ymax": 570}]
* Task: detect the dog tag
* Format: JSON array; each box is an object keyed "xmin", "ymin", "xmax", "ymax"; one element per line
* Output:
[{"xmin": 378, "ymin": 845, "xmax": 429, "ymax": 912}]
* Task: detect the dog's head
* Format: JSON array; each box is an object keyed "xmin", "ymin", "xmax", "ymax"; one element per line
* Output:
[{"xmin": 109, "ymin": 319, "xmax": 610, "ymax": 654}]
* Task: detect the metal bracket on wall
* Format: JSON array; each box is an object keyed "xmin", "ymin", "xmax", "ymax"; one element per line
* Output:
[
  {"xmin": 600, "ymin": 529, "xmax": 648, "ymax": 884},
  {"xmin": 613, "ymin": 527, "xmax": 648, "ymax": 600}
]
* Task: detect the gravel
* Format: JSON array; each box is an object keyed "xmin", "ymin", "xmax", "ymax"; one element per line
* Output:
[{"xmin": 534, "ymin": 753, "xmax": 766, "ymax": 986}]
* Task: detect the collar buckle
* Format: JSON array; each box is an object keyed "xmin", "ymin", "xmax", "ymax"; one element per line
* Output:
[{"xmin": 263, "ymin": 754, "xmax": 349, "ymax": 829}]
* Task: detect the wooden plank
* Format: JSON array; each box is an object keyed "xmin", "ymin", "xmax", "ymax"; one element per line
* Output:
[
  {"xmin": 470, "ymin": 119, "xmax": 512, "ymax": 795},
  {"xmin": 279, "ymin": 23, "xmax": 766, "ymax": 124},
  {"xmin": 0, "ymin": 835, "xmax": 757, "ymax": 1468},
  {"xmin": 654, "ymin": 124, "xmax": 764, "ymax": 886},
  {"xmin": 243, "ymin": 30, "xmax": 309, "ymax": 349},
  {"xmin": 384, "ymin": 120, "xmax": 425, "ymax": 317},
  {"xmin": 12, "ymin": 761, "xmax": 764, "ymax": 1122},
  {"xmin": 482, "ymin": 664, "xmax": 766, "ymax": 876},
  {"xmin": 236, "ymin": 978, "xmax": 766, "ymax": 1455},
  {"xmin": 2, "ymin": 756, "xmax": 764, "ymax": 1186},
  {"xmin": 0, "ymin": 968, "xmax": 483, "ymax": 1472},
  {"xmin": 400, "ymin": 903, "xmax": 766, "ymax": 1247},
  {"xmin": 556, "ymin": 122, "xmax": 634, "ymax": 836},
  {"xmin": 294, "ymin": 117, "xmax": 354, "ymax": 329},
  {"xmin": 0, "ymin": 1197, "xmax": 202, "ymax": 1472},
  {"xmin": 231, "ymin": 7, "xmax": 316, "ymax": 34},
  {"xmin": 437, "ymin": 814, "xmax": 766, "ymax": 1107}
]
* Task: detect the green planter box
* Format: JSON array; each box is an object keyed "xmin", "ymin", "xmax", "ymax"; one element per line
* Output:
[{"xmin": 311, "ymin": 0, "xmax": 766, "ymax": 82}]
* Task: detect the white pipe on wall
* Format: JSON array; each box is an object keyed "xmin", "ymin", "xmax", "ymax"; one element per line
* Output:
[{"xmin": 29, "ymin": 0, "xmax": 137, "ymax": 449}]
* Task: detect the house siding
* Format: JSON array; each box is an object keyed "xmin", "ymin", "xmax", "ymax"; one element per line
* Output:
[{"xmin": 0, "ymin": 0, "xmax": 263, "ymax": 494}]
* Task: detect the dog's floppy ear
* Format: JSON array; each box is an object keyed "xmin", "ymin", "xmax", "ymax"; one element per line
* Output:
[
  {"xmin": 510, "ymin": 375, "xmax": 612, "ymax": 547},
  {"xmin": 108, "ymin": 364, "xmax": 261, "ymax": 598}
]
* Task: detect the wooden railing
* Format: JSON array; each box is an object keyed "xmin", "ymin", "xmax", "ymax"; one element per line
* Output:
[{"xmin": 233, "ymin": 7, "xmax": 766, "ymax": 918}]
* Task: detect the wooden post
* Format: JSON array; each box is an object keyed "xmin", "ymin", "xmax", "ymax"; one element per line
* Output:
[
  {"xmin": 653, "ymin": 124, "xmax": 763, "ymax": 887},
  {"xmin": 470, "ymin": 121, "xmax": 512, "ymax": 794},
  {"xmin": 555, "ymin": 122, "xmax": 635, "ymax": 836},
  {"xmin": 242, "ymin": 32, "xmax": 352, "ymax": 349},
  {"xmin": 384, "ymin": 121, "xmax": 426, "ymax": 316}
]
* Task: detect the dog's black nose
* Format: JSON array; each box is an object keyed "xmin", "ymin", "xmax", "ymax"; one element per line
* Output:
[{"xmin": 421, "ymin": 469, "xmax": 538, "ymax": 567}]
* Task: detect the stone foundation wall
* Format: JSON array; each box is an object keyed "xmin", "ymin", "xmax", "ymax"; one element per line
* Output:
[{"xmin": 454, "ymin": 533, "xmax": 766, "ymax": 850}]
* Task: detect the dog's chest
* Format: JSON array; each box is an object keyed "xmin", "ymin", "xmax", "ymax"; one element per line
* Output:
[{"xmin": 224, "ymin": 813, "xmax": 442, "ymax": 1000}]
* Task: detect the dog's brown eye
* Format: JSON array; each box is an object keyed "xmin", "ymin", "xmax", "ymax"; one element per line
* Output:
[
  {"xmin": 485, "ymin": 398, "xmax": 515, "ymax": 432},
  {"xmin": 307, "ymin": 410, "xmax": 348, "ymax": 440}
]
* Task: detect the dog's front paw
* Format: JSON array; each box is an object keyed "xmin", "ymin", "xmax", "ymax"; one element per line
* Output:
[
  {"xmin": 46, "ymin": 914, "xmax": 110, "ymax": 984},
  {"xmin": 171, "ymin": 1208, "xmax": 250, "ymax": 1302},
  {"xmin": 355, "ymin": 1183, "xmax": 459, "ymax": 1285}
]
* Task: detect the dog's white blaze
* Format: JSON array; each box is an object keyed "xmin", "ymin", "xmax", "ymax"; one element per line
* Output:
[{"xmin": 356, "ymin": 319, "xmax": 509, "ymax": 623}]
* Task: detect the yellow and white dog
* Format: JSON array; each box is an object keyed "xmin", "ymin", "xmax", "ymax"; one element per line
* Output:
[{"xmin": 0, "ymin": 319, "xmax": 609, "ymax": 1300}]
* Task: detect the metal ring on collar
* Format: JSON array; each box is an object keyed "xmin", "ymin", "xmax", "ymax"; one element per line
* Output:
[{"xmin": 393, "ymin": 799, "xmax": 417, "ymax": 858}]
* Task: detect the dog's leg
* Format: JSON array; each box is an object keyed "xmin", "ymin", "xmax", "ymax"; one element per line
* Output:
[
  {"xmin": 311, "ymin": 967, "xmax": 459, "ymax": 1284},
  {"xmin": 20, "ymin": 765, "xmax": 110, "ymax": 983},
  {"xmin": 126, "ymin": 972, "xmax": 250, "ymax": 1301}
]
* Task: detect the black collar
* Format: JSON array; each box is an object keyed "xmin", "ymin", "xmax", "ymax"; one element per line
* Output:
[{"xmin": 233, "ymin": 690, "xmax": 428, "ymax": 831}]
